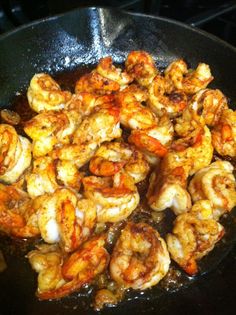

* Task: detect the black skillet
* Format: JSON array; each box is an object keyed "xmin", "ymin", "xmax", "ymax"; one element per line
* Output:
[{"xmin": 0, "ymin": 7, "xmax": 236, "ymax": 315}]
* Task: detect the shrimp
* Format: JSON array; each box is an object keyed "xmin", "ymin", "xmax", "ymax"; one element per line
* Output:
[
  {"xmin": 27, "ymin": 73, "xmax": 72, "ymax": 112},
  {"xmin": 164, "ymin": 59, "xmax": 213, "ymax": 94},
  {"xmin": 26, "ymin": 156, "xmax": 82, "ymax": 198},
  {"xmin": 147, "ymin": 166, "xmax": 192, "ymax": 215},
  {"xmin": 128, "ymin": 115, "xmax": 174, "ymax": 160},
  {"xmin": 37, "ymin": 188, "xmax": 96, "ymax": 252},
  {"xmin": 190, "ymin": 89, "xmax": 228, "ymax": 126},
  {"xmin": 28, "ymin": 235, "xmax": 109, "ymax": 300},
  {"xmin": 148, "ymin": 74, "xmax": 187, "ymax": 117},
  {"xmin": 0, "ymin": 183, "xmax": 40, "ymax": 238},
  {"xmin": 169, "ymin": 125, "xmax": 213, "ymax": 176},
  {"xmin": 0, "ymin": 124, "xmax": 32, "ymax": 184},
  {"xmin": 110, "ymin": 222, "xmax": 170, "ymax": 290},
  {"xmin": 67, "ymin": 92, "xmax": 115, "ymax": 116},
  {"xmin": 115, "ymin": 91, "xmax": 157, "ymax": 130},
  {"xmin": 96, "ymin": 56, "xmax": 133, "ymax": 86},
  {"xmin": 125, "ymin": 51, "xmax": 158, "ymax": 87},
  {"xmin": 122, "ymin": 84, "xmax": 148, "ymax": 103},
  {"xmin": 52, "ymin": 104, "xmax": 122, "ymax": 169},
  {"xmin": 89, "ymin": 141, "xmax": 150, "ymax": 183},
  {"xmin": 83, "ymin": 172, "xmax": 140, "ymax": 223},
  {"xmin": 75, "ymin": 71, "xmax": 120, "ymax": 95},
  {"xmin": 24, "ymin": 109, "xmax": 82, "ymax": 158},
  {"xmin": 166, "ymin": 200, "xmax": 224, "ymax": 275},
  {"xmin": 189, "ymin": 161, "xmax": 236, "ymax": 220},
  {"xmin": 211, "ymin": 109, "xmax": 236, "ymax": 157}
]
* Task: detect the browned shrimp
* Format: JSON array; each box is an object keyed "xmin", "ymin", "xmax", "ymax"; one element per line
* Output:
[
  {"xmin": 75, "ymin": 71, "xmax": 120, "ymax": 95},
  {"xmin": 96, "ymin": 56, "xmax": 133, "ymax": 86},
  {"xmin": 110, "ymin": 222, "xmax": 170, "ymax": 289},
  {"xmin": 166, "ymin": 200, "xmax": 224, "ymax": 275},
  {"xmin": 164, "ymin": 59, "xmax": 213, "ymax": 95},
  {"xmin": 27, "ymin": 73, "xmax": 72, "ymax": 112},
  {"xmin": 148, "ymin": 74, "xmax": 188, "ymax": 117},
  {"xmin": 125, "ymin": 51, "xmax": 158, "ymax": 87},
  {"xmin": 28, "ymin": 235, "xmax": 109, "ymax": 300},
  {"xmin": 211, "ymin": 108, "xmax": 236, "ymax": 157},
  {"xmin": 0, "ymin": 183, "xmax": 39, "ymax": 238},
  {"xmin": 0, "ymin": 124, "xmax": 32, "ymax": 184}
]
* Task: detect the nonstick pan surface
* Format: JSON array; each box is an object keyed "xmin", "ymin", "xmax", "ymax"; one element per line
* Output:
[{"xmin": 0, "ymin": 7, "xmax": 235, "ymax": 315}]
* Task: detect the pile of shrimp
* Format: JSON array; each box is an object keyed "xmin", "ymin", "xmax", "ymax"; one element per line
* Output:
[{"xmin": 0, "ymin": 51, "xmax": 235, "ymax": 310}]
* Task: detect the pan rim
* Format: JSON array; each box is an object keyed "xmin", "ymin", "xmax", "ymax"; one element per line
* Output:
[{"xmin": 0, "ymin": 6, "xmax": 235, "ymax": 54}]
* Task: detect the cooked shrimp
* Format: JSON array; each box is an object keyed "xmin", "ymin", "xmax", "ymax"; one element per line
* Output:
[
  {"xmin": 148, "ymin": 74, "xmax": 187, "ymax": 117},
  {"xmin": 83, "ymin": 172, "xmax": 139, "ymax": 223},
  {"xmin": 164, "ymin": 59, "xmax": 213, "ymax": 94},
  {"xmin": 189, "ymin": 161, "xmax": 236, "ymax": 219},
  {"xmin": 37, "ymin": 188, "xmax": 96, "ymax": 252},
  {"xmin": 24, "ymin": 109, "xmax": 82, "ymax": 158},
  {"xmin": 211, "ymin": 109, "xmax": 236, "ymax": 157},
  {"xmin": 166, "ymin": 200, "xmax": 224, "ymax": 275},
  {"xmin": 122, "ymin": 84, "xmax": 148, "ymax": 102},
  {"xmin": 128, "ymin": 115, "xmax": 173, "ymax": 160},
  {"xmin": 52, "ymin": 104, "xmax": 122, "ymax": 169},
  {"xmin": 116, "ymin": 91, "xmax": 157, "ymax": 130},
  {"xmin": 169, "ymin": 126, "xmax": 213, "ymax": 176},
  {"xmin": 0, "ymin": 124, "xmax": 32, "ymax": 184},
  {"xmin": 96, "ymin": 56, "xmax": 133, "ymax": 86},
  {"xmin": 28, "ymin": 235, "xmax": 109, "ymax": 300},
  {"xmin": 27, "ymin": 73, "xmax": 72, "ymax": 112},
  {"xmin": 75, "ymin": 71, "xmax": 120, "ymax": 95},
  {"xmin": 26, "ymin": 157, "xmax": 82, "ymax": 198},
  {"xmin": 190, "ymin": 89, "xmax": 228, "ymax": 126},
  {"xmin": 0, "ymin": 183, "xmax": 39, "ymax": 238},
  {"xmin": 110, "ymin": 222, "xmax": 170, "ymax": 289},
  {"xmin": 73, "ymin": 104, "xmax": 121, "ymax": 146},
  {"xmin": 125, "ymin": 51, "xmax": 158, "ymax": 87},
  {"xmin": 67, "ymin": 92, "xmax": 115, "ymax": 116},
  {"xmin": 27, "ymin": 244, "xmax": 64, "ymax": 293},
  {"xmin": 147, "ymin": 166, "xmax": 192, "ymax": 215},
  {"xmin": 89, "ymin": 141, "xmax": 149, "ymax": 183}
]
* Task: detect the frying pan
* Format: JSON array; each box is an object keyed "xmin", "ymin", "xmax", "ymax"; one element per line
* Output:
[{"xmin": 0, "ymin": 7, "xmax": 235, "ymax": 315}]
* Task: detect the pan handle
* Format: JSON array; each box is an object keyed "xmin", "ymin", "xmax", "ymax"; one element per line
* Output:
[{"xmin": 185, "ymin": 0, "xmax": 236, "ymax": 27}]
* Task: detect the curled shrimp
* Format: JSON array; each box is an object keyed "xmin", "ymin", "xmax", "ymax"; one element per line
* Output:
[
  {"xmin": 164, "ymin": 59, "xmax": 213, "ymax": 94},
  {"xmin": 52, "ymin": 104, "xmax": 122, "ymax": 169},
  {"xmin": 169, "ymin": 126, "xmax": 213, "ymax": 176},
  {"xmin": 0, "ymin": 124, "xmax": 32, "ymax": 184},
  {"xmin": 27, "ymin": 73, "xmax": 72, "ymax": 112},
  {"xmin": 147, "ymin": 166, "xmax": 192, "ymax": 215},
  {"xmin": 121, "ymin": 84, "xmax": 148, "ymax": 102},
  {"xmin": 89, "ymin": 141, "xmax": 149, "ymax": 183},
  {"xmin": 148, "ymin": 74, "xmax": 187, "ymax": 117},
  {"xmin": 110, "ymin": 222, "xmax": 170, "ymax": 290},
  {"xmin": 24, "ymin": 109, "xmax": 82, "ymax": 158},
  {"xmin": 116, "ymin": 91, "xmax": 157, "ymax": 130},
  {"xmin": 128, "ymin": 115, "xmax": 174, "ymax": 162},
  {"xmin": 0, "ymin": 183, "xmax": 39, "ymax": 238},
  {"xmin": 37, "ymin": 188, "xmax": 96, "ymax": 252},
  {"xmin": 83, "ymin": 172, "xmax": 140, "ymax": 223},
  {"xmin": 211, "ymin": 108, "xmax": 236, "ymax": 157},
  {"xmin": 166, "ymin": 200, "xmax": 224, "ymax": 275},
  {"xmin": 189, "ymin": 160, "xmax": 236, "ymax": 219},
  {"xmin": 67, "ymin": 92, "xmax": 115, "ymax": 116},
  {"xmin": 96, "ymin": 56, "xmax": 133, "ymax": 86},
  {"xmin": 28, "ymin": 235, "xmax": 109, "ymax": 300},
  {"xmin": 190, "ymin": 89, "xmax": 228, "ymax": 126},
  {"xmin": 125, "ymin": 51, "xmax": 158, "ymax": 87},
  {"xmin": 26, "ymin": 156, "xmax": 82, "ymax": 198},
  {"xmin": 75, "ymin": 71, "xmax": 120, "ymax": 95}
]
